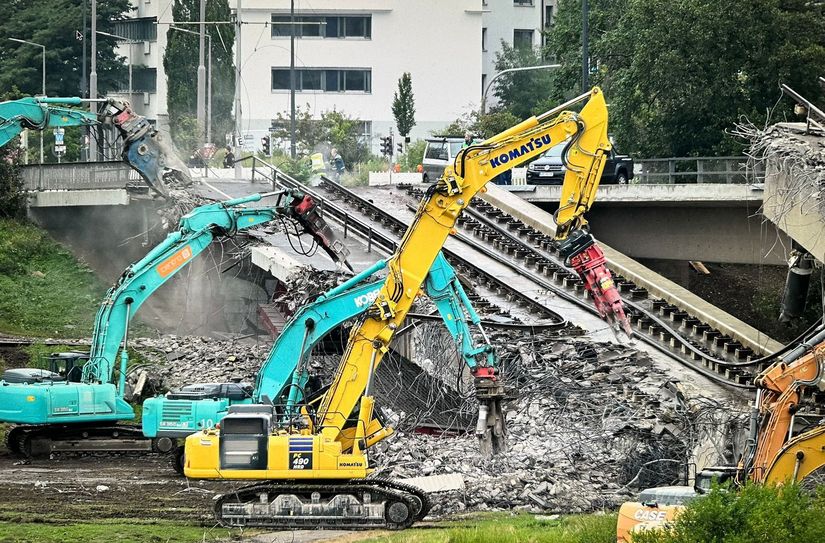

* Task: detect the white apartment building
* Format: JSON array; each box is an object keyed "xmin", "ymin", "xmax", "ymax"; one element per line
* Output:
[
  {"xmin": 112, "ymin": 1, "xmax": 554, "ymax": 151},
  {"xmin": 237, "ymin": 0, "xmax": 481, "ymax": 149},
  {"xmin": 481, "ymin": 0, "xmax": 555, "ymax": 107}
]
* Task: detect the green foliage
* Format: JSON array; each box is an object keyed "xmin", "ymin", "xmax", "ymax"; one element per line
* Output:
[
  {"xmin": 169, "ymin": 114, "xmax": 200, "ymax": 157},
  {"xmin": 273, "ymin": 154, "xmax": 313, "ymax": 183},
  {"xmin": 633, "ymin": 484, "xmax": 825, "ymax": 543},
  {"xmin": 362, "ymin": 513, "xmax": 617, "ymax": 543},
  {"xmin": 272, "ymin": 105, "xmax": 371, "ymax": 166},
  {"xmin": 440, "ymin": 109, "xmax": 522, "ymax": 141},
  {"xmin": 392, "ymin": 72, "xmax": 417, "ymax": 136},
  {"xmin": 0, "ymin": 520, "xmax": 232, "ymax": 543},
  {"xmin": 492, "ymin": 43, "xmax": 557, "ymax": 119},
  {"xmin": 0, "ymin": 1, "xmax": 131, "ymax": 98},
  {"xmin": 164, "ymin": 0, "xmax": 235, "ymax": 148},
  {"xmin": 344, "ymin": 157, "xmax": 391, "ymax": 186},
  {"xmin": 542, "ymin": 0, "xmax": 825, "ymax": 157},
  {"xmin": 397, "ymin": 139, "xmax": 427, "ymax": 172},
  {"xmin": 0, "ymin": 220, "xmax": 104, "ymax": 337},
  {"xmin": 0, "ymin": 140, "xmax": 26, "ymax": 220}
]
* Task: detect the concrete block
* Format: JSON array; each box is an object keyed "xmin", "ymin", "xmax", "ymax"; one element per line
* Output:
[
  {"xmin": 250, "ymin": 245, "xmax": 306, "ymax": 282},
  {"xmin": 368, "ymin": 172, "xmax": 423, "ymax": 185}
]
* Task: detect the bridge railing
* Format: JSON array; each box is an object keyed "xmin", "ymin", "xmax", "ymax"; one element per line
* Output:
[
  {"xmin": 21, "ymin": 162, "xmax": 141, "ymax": 191},
  {"xmin": 634, "ymin": 156, "xmax": 762, "ymax": 184}
]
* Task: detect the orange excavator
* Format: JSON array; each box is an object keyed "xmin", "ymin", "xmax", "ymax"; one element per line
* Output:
[{"xmin": 617, "ymin": 328, "xmax": 825, "ymax": 541}]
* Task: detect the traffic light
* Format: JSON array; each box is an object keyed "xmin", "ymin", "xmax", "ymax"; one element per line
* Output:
[
  {"xmin": 380, "ymin": 135, "xmax": 393, "ymax": 157},
  {"xmin": 396, "ymin": 141, "xmax": 403, "ymax": 154},
  {"xmin": 261, "ymin": 135, "xmax": 271, "ymax": 156}
]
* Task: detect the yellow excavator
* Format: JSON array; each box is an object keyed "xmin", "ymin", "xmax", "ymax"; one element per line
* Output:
[
  {"xmin": 617, "ymin": 330, "xmax": 825, "ymax": 542},
  {"xmin": 184, "ymin": 88, "xmax": 628, "ymax": 529}
]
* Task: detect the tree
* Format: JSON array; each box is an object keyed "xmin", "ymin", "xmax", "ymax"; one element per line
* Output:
[
  {"xmin": 542, "ymin": 0, "xmax": 825, "ymax": 157},
  {"xmin": 0, "ymin": 0, "xmax": 131, "ymax": 98},
  {"xmin": 271, "ymin": 106, "xmax": 370, "ymax": 167},
  {"xmin": 164, "ymin": 0, "xmax": 235, "ymax": 150},
  {"xmin": 392, "ymin": 72, "xmax": 416, "ymax": 137},
  {"xmin": 0, "ymin": 139, "xmax": 26, "ymax": 220},
  {"xmin": 0, "ymin": 1, "xmax": 131, "ymax": 164},
  {"xmin": 491, "ymin": 43, "xmax": 557, "ymax": 119}
]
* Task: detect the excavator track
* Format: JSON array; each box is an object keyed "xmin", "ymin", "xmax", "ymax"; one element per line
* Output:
[
  {"xmin": 5, "ymin": 424, "xmax": 176, "ymax": 457},
  {"xmin": 214, "ymin": 478, "xmax": 429, "ymax": 530}
]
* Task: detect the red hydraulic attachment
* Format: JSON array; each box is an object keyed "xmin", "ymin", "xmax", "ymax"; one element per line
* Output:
[
  {"xmin": 569, "ymin": 241, "xmax": 633, "ymax": 337},
  {"xmin": 285, "ymin": 192, "xmax": 354, "ymax": 271}
]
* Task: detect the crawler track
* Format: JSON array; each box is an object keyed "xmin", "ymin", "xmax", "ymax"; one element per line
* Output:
[{"xmin": 215, "ymin": 478, "xmax": 430, "ymax": 530}]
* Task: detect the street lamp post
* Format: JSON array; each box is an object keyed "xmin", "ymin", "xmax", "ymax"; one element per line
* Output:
[
  {"xmin": 170, "ymin": 25, "xmax": 212, "ymax": 144},
  {"xmin": 197, "ymin": 0, "xmax": 206, "ymax": 145},
  {"xmin": 481, "ymin": 64, "xmax": 561, "ymax": 115},
  {"xmin": 9, "ymin": 37, "xmax": 46, "ymax": 163},
  {"xmin": 582, "ymin": 0, "xmax": 590, "ymax": 91},
  {"xmin": 289, "ymin": 0, "xmax": 296, "ymax": 159},
  {"xmin": 90, "ymin": 0, "xmax": 97, "ymax": 161}
]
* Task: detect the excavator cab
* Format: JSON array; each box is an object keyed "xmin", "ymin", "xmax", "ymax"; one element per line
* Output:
[
  {"xmin": 0, "ymin": 352, "xmax": 88, "ymax": 384},
  {"xmin": 47, "ymin": 352, "xmax": 88, "ymax": 383},
  {"xmin": 218, "ymin": 405, "xmax": 275, "ymax": 470}
]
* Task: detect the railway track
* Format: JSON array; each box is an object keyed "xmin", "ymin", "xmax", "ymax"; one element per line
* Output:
[{"xmin": 249, "ymin": 160, "xmax": 824, "ymax": 398}]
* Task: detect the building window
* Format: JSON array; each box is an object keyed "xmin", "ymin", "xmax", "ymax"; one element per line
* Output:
[
  {"xmin": 482, "ymin": 74, "xmax": 487, "ymax": 94},
  {"xmin": 482, "ymin": 28, "xmax": 487, "ymax": 51},
  {"xmin": 513, "ymin": 0, "xmax": 534, "ymax": 5},
  {"xmin": 357, "ymin": 121, "xmax": 372, "ymax": 143},
  {"xmin": 272, "ymin": 68, "xmax": 372, "ymax": 93},
  {"xmin": 271, "ymin": 15, "xmax": 371, "ymax": 39},
  {"xmin": 513, "ymin": 29, "xmax": 534, "ymax": 50},
  {"xmin": 118, "ymin": 67, "xmax": 157, "ymax": 93},
  {"xmin": 111, "ymin": 17, "xmax": 158, "ymax": 41},
  {"xmin": 545, "ymin": 5, "xmax": 554, "ymax": 26}
]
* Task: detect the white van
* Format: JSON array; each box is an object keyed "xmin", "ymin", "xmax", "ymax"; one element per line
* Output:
[{"xmin": 422, "ymin": 137, "xmax": 465, "ymax": 182}]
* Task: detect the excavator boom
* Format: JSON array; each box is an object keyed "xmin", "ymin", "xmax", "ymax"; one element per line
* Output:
[
  {"xmin": 0, "ymin": 96, "xmax": 189, "ymax": 197},
  {"xmin": 0, "ymin": 191, "xmax": 349, "ymax": 456}
]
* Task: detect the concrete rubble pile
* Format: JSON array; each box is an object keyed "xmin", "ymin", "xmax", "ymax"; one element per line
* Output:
[
  {"xmin": 373, "ymin": 331, "xmax": 744, "ymax": 516},
  {"xmin": 134, "ymin": 336, "xmax": 270, "ymax": 390},
  {"xmin": 739, "ymin": 121, "xmax": 825, "ymax": 219}
]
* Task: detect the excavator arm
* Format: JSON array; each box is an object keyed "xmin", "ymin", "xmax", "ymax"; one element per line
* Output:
[
  {"xmin": 83, "ymin": 191, "xmax": 351, "ymax": 396},
  {"xmin": 0, "ymin": 96, "xmax": 189, "ymax": 197},
  {"xmin": 740, "ymin": 340, "xmax": 825, "ymax": 483},
  {"xmin": 316, "ymin": 89, "xmax": 615, "ymax": 445}
]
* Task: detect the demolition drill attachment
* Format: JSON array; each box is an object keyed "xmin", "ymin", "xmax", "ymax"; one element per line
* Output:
[{"xmin": 558, "ymin": 229, "xmax": 633, "ymax": 338}]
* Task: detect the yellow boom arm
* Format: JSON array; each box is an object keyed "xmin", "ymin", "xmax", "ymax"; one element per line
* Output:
[{"xmin": 316, "ymin": 89, "xmax": 610, "ymax": 441}]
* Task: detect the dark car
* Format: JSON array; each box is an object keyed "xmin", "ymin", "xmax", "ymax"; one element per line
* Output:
[{"xmin": 526, "ymin": 144, "xmax": 634, "ymax": 185}]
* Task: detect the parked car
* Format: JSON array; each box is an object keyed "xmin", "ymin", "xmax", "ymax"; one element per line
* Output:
[
  {"xmin": 422, "ymin": 137, "xmax": 465, "ymax": 182},
  {"xmin": 526, "ymin": 144, "xmax": 634, "ymax": 185}
]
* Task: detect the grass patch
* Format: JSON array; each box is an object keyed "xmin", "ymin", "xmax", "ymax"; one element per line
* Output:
[
  {"xmin": 363, "ymin": 512, "xmax": 617, "ymax": 543},
  {"xmin": 0, "ymin": 520, "xmax": 234, "ymax": 543},
  {"xmin": 0, "ymin": 220, "xmax": 104, "ymax": 337}
]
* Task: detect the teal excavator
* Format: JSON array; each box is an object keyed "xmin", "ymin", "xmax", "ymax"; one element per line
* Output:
[
  {"xmin": 0, "ymin": 191, "xmax": 351, "ymax": 455},
  {"xmin": 0, "ymin": 95, "xmax": 187, "ymax": 196},
  {"xmin": 142, "ymin": 251, "xmax": 504, "ymax": 471}
]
